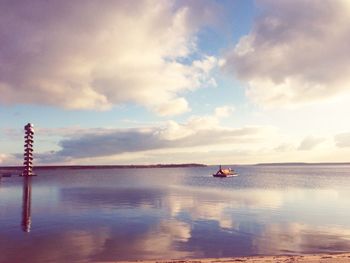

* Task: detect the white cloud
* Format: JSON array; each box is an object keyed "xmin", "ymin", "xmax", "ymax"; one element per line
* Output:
[
  {"xmin": 0, "ymin": 1, "xmax": 218, "ymax": 115},
  {"xmin": 0, "ymin": 153, "xmax": 19, "ymax": 165},
  {"xmin": 223, "ymin": 0, "xmax": 350, "ymax": 108},
  {"xmin": 156, "ymin": 120, "xmax": 194, "ymax": 140},
  {"xmin": 214, "ymin": 105, "xmax": 235, "ymax": 118},
  {"xmin": 0, "ymin": 154, "xmax": 8, "ymax": 164}
]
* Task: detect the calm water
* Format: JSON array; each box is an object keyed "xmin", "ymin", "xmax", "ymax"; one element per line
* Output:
[{"xmin": 1, "ymin": 165, "xmax": 350, "ymax": 262}]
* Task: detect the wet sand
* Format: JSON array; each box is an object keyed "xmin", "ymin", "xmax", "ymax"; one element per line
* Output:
[{"xmin": 104, "ymin": 253, "xmax": 350, "ymax": 263}]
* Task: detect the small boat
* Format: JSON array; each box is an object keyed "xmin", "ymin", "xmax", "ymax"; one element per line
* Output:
[{"xmin": 212, "ymin": 165, "xmax": 238, "ymax": 177}]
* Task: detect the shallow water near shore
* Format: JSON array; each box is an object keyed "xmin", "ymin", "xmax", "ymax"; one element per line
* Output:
[{"xmin": 1, "ymin": 165, "xmax": 350, "ymax": 262}]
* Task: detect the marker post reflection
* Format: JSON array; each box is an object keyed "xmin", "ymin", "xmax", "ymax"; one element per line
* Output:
[{"xmin": 21, "ymin": 176, "xmax": 32, "ymax": 232}]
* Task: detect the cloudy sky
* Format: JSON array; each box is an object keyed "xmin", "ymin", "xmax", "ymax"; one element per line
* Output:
[{"xmin": 1, "ymin": 0, "xmax": 350, "ymax": 165}]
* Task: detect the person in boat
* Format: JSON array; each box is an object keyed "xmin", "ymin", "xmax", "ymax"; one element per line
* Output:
[
  {"xmin": 218, "ymin": 165, "xmax": 223, "ymax": 174},
  {"xmin": 218, "ymin": 165, "xmax": 225, "ymax": 175},
  {"xmin": 216, "ymin": 165, "xmax": 230, "ymax": 175}
]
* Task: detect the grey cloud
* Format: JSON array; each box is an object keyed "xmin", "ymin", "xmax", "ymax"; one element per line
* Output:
[
  {"xmin": 223, "ymin": 0, "xmax": 350, "ymax": 107},
  {"xmin": 335, "ymin": 133, "xmax": 350, "ymax": 148},
  {"xmin": 58, "ymin": 129, "xmax": 166, "ymax": 158},
  {"xmin": 38, "ymin": 126, "xmax": 265, "ymax": 162},
  {"xmin": 274, "ymin": 143, "xmax": 294, "ymax": 152},
  {"xmin": 298, "ymin": 136, "xmax": 325, "ymax": 151}
]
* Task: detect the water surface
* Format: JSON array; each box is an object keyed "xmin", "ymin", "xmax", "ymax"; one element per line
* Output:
[{"xmin": 1, "ymin": 165, "xmax": 350, "ymax": 262}]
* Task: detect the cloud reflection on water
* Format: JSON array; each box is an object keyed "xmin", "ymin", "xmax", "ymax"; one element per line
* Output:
[
  {"xmin": 253, "ymin": 223, "xmax": 350, "ymax": 255},
  {"xmin": 54, "ymin": 184, "xmax": 350, "ymax": 259},
  {"xmin": 2, "ymin": 168, "xmax": 350, "ymax": 262}
]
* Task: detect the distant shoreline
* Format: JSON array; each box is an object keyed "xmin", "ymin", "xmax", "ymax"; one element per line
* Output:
[
  {"xmin": 0, "ymin": 163, "xmax": 207, "ymax": 170},
  {"xmin": 103, "ymin": 253, "xmax": 350, "ymax": 263},
  {"xmin": 2, "ymin": 162, "xmax": 350, "ymax": 170},
  {"xmin": 255, "ymin": 162, "xmax": 350, "ymax": 166}
]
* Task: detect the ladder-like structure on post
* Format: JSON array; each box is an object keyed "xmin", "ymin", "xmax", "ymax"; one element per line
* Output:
[{"xmin": 22, "ymin": 123, "xmax": 35, "ymax": 176}]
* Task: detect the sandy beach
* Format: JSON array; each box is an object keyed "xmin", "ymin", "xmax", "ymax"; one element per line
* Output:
[{"xmin": 105, "ymin": 253, "xmax": 350, "ymax": 263}]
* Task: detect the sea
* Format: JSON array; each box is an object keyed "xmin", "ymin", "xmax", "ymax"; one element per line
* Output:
[{"xmin": 1, "ymin": 164, "xmax": 350, "ymax": 262}]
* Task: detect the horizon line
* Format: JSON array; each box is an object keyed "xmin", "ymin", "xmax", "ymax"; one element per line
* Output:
[{"xmin": 2, "ymin": 161, "xmax": 350, "ymax": 169}]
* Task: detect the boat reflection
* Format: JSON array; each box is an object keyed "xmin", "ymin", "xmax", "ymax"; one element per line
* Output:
[{"xmin": 22, "ymin": 176, "xmax": 32, "ymax": 232}]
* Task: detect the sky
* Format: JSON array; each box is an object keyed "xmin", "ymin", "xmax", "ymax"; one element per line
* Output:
[{"xmin": 1, "ymin": 0, "xmax": 350, "ymax": 165}]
